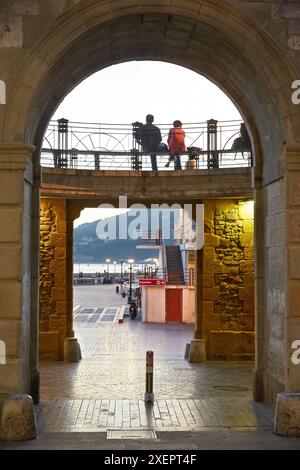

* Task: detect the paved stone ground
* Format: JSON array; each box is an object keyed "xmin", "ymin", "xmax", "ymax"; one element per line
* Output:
[
  {"xmin": 1, "ymin": 430, "xmax": 300, "ymax": 450},
  {"xmin": 35, "ymin": 396, "xmax": 272, "ymax": 433},
  {"xmin": 36, "ymin": 285, "xmax": 274, "ymax": 434},
  {"xmin": 3, "ymin": 286, "xmax": 297, "ymax": 449},
  {"xmin": 74, "ymin": 284, "xmax": 126, "ymax": 309},
  {"xmin": 74, "ymin": 307, "xmax": 124, "ymax": 325}
]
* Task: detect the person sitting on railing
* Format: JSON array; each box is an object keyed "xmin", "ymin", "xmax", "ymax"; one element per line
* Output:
[
  {"xmin": 137, "ymin": 114, "xmax": 166, "ymax": 171},
  {"xmin": 231, "ymin": 123, "xmax": 251, "ymax": 152},
  {"xmin": 165, "ymin": 120, "xmax": 187, "ymax": 170}
]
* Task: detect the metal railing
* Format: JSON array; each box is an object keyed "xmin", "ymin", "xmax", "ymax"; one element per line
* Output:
[
  {"xmin": 72, "ymin": 266, "xmax": 195, "ymax": 286},
  {"xmin": 136, "ymin": 230, "xmax": 163, "ymax": 247},
  {"xmin": 140, "ymin": 267, "xmax": 195, "ymax": 286},
  {"xmin": 41, "ymin": 118, "xmax": 252, "ymax": 172}
]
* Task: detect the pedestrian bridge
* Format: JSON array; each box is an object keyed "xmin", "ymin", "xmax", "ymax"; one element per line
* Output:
[
  {"xmin": 41, "ymin": 118, "xmax": 253, "ymax": 200},
  {"xmin": 42, "ymin": 118, "xmax": 252, "ymax": 173}
]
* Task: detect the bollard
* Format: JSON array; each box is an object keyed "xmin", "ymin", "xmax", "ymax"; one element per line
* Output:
[
  {"xmin": 274, "ymin": 392, "xmax": 300, "ymax": 436},
  {"xmin": 116, "ymin": 285, "xmax": 119, "ymax": 293},
  {"xmin": 144, "ymin": 350, "xmax": 154, "ymax": 403},
  {"xmin": 184, "ymin": 343, "xmax": 190, "ymax": 360},
  {"xmin": 64, "ymin": 337, "xmax": 80, "ymax": 362},
  {"xmin": 0, "ymin": 394, "xmax": 37, "ymax": 441}
]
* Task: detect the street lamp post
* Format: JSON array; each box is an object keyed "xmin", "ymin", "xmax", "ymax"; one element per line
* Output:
[
  {"xmin": 120, "ymin": 260, "xmax": 125, "ymax": 281},
  {"xmin": 113, "ymin": 261, "xmax": 117, "ymax": 281},
  {"xmin": 128, "ymin": 259, "xmax": 134, "ymax": 302},
  {"xmin": 105, "ymin": 258, "xmax": 110, "ymax": 275}
]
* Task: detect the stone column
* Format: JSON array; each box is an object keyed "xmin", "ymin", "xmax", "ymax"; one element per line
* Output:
[
  {"xmin": 189, "ymin": 202, "xmax": 206, "ymax": 362},
  {"xmin": 272, "ymin": 149, "xmax": 300, "ymax": 432},
  {"xmin": 286, "ymin": 149, "xmax": 300, "ymax": 392},
  {"xmin": 199, "ymin": 199, "xmax": 255, "ymax": 361},
  {"xmin": 194, "ymin": 248, "xmax": 204, "ymax": 340},
  {"xmin": 253, "ymin": 179, "xmax": 268, "ymax": 401},
  {"xmin": 254, "ymin": 149, "xmax": 300, "ymax": 406},
  {"xmin": 0, "ymin": 143, "xmax": 35, "ymax": 402},
  {"xmin": 39, "ymin": 198, "xmax": 68, "ymax": 360},
  {"xmin": 29, "ymin": 155, "xmax": 41, "ymax": 404},
  {"xmin": 66, "ymin": 203, "xmax": 81, "ymax": 338},
  {"xmin": 254, "ymin": 174, "xmax": 287, "ymax": 405},
  {"xmin": 39, "ymin": 198, "xmax": 82, "ymax": 360}
]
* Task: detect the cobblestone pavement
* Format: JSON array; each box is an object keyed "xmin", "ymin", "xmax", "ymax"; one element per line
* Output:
[{"xmin": 38, "ymin": 286, "xmax": 274, "ymax": 433}]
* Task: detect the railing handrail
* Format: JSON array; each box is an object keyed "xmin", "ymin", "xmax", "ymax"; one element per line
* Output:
[
  {"xmin": 48, "ymin": 118, "xmax": 243, "ymax": 128},
  {"xmin": 42, "ymin": 117, "xmax": 252, "ymax": 171}
]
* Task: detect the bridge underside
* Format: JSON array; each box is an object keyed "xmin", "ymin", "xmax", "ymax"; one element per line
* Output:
[{"xmin": 41, "ymin": 168, "xmax": 252, "ymax": 201}]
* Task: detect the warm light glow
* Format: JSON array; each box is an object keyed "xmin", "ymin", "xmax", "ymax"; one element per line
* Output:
[
  {"xmin": 128, "ymin": 259, "xmax": 134, "ymax": 264},
  {"xmin": 106, "ymin": 258, "xmax": 111, "ymax": 263},
  {"xmin": 240, "ymin": 200, "xmax": 254, "ymax": 219}
]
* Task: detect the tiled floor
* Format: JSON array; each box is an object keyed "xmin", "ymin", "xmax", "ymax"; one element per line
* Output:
[
  {"xmin": 36, "ymin": 397, "xmax": 272, "ymax": 433},
  {"xmin": 3, "ymin": 285, "xmax": 296, "ymax": 449},
  {"xmin": 38, "ymin": 286, "xmax": 274, "ymax": 433},
  {"xmin": 74, "ymin": 307, "xmax": 124, "ymax": 325}
]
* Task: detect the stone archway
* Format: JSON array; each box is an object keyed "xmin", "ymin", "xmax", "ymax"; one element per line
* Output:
[{"xmin": 0, "ymin": 0, "xmax": 300, "ymax": 409}]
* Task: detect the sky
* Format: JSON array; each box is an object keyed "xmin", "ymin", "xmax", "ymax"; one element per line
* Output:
[{"xmin": 51, "ymin": 60, "xmax": 241, "ymax": 227}]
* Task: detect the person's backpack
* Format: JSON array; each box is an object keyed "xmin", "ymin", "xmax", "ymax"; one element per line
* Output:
[
  {"xmin": 187, "ymin": 146, "xmax": 202, "ymax": 159},
  {"xmin": 231, "ymin": 137, "xmax": 244, "ymax": 151},
  {"xmin": 132, "ymin": 121, "xmax": 143, "ymax": 145}
]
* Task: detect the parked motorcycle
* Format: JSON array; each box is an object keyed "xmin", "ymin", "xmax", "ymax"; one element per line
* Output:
[{"xmin": 129, "ymin": 300, "xmax": 138, "ymax": 320}]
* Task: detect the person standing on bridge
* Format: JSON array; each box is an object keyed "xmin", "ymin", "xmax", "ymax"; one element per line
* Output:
[
  {"xmin": 166, "ymin": 120, "xmax": 187, "ymax": 171},
  {"xmin": 139, "ymin": 114, "xmax": 163, "ymax": 171}
]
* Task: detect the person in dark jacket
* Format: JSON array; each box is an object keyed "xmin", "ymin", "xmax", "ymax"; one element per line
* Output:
[
  {"xmin": 231, "ymin": 123, "xmax": 251, "ymax": 151},
  {"xmin": 139, "ymin": 114, "xmax": 162, "ymax": 171}
]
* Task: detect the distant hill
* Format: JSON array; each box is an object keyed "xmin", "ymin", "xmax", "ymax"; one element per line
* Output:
[{"xmin": 74, "ymin": 209, "xmax": 179, "ymax": 263}]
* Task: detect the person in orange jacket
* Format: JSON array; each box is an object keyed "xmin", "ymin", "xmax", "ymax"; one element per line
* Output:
[{"xmin": 165, "ymin": 120, "xmax": 187, "ymax": 170}]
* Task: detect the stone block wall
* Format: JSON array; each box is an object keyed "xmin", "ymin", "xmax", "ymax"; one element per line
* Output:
[
  {"xmin": 203, "ymin": 199, "xmax": 255, "ymax": 360},
  {"xmin": 286, "ymin": 153, "xmax": 300, "ymax": 392},
  {"xmin": 39, "ymin": 198, "xmax": 67, "ymax": 360},
  {"xmin": 265, "ymin": 179, "xmax": 286, "ymax": 391}
]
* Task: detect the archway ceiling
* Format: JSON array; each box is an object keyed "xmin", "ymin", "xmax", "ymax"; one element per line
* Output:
[
  {"xmin": 24, "ymin": 12, "xmax": 289, "ymax": 178},
  {"xmin": 3, "ymin": 5, "xmax": 298, "ymax": 182}
]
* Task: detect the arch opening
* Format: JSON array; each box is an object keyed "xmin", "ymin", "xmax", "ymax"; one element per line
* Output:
[
  {"xmin": 32, "ymin": 11, "xmax": 273, "ymax": 409},
  {"xmin": 42, "ymin": 60, "xmax": 251, "ymax": 172},
  {"xmin": 2, "ymin": 3, "xmax": 296, "ymax": 413},
  {"xmin": 17, "ymin": 10, "xmax": 294, "ymax": 180}
]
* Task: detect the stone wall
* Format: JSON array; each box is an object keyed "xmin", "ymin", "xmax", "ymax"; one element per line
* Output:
[
  {"xmin": 286, "ymin": 151, "xmax": 300, "ymax": 392},
  {"xmin": 265, "ymin": 180, "xmax": 286, "ymax": 392},
  {"xmin": 203, "ymin": 200, "xmax": 254, "ymax": 360},
  {"xmin": 0, "ymin": 145, "xmax": 34, "ymax": 398},
  {"xmin": 39, "ymin": 198, "xmax": 67, "ymax": 360}
]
